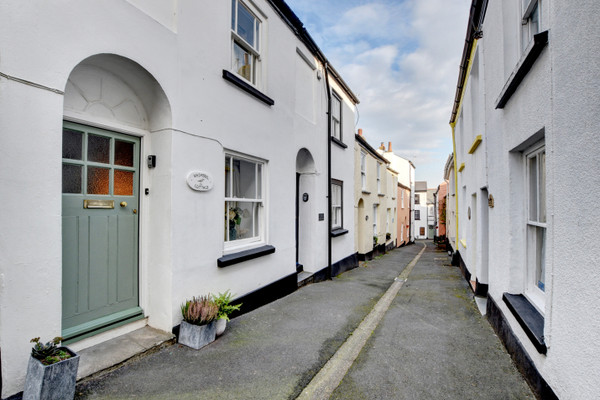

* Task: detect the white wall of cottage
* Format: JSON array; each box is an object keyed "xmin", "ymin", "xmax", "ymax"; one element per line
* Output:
[
  {"xmin": 0, "ymin": 0, "xmax": 357, "ymax": 396},
  {"xmin": 452, "ymin": 0, "xmax": 600, "ymax": 398}
]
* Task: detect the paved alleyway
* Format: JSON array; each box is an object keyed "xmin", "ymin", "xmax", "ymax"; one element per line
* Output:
[{"xmin": 74, "ymin": 242, "xmax": 533, "ymax": 399}]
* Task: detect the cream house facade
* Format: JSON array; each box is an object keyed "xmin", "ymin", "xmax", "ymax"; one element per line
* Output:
[
  {"xmin": 0, "ymin": 0, "xmax": 359, "ymax": 396},
  {"xmin": 354, "ymin": 131, "xmax": 397, "ymax": 259}
]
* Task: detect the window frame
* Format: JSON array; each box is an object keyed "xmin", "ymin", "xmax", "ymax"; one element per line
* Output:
[
  {"xmin": 401, "ymin": 189, "xmax": 404, "ymax": 208},
  {"xmin": 224, "ymin": 151, "xmax": 266, "ymax": 252},
  {"xmin": 521, "ymin": 0, "xmax": 541, "ymax": 52},
  {"xmin": 331, "ymin": 91, "xmax": 342, "ymax": 141},
  {"xmin": 331, "ymin": 179, "xmax": 343, "ymax": 230},
  {"xmin": 414, "ymin": 209, "xmax": 421, "ymax": 221},
  {"xmin": 376, "ymin": 163, "xmax": 382, "ymax": 194},
  {"xmin": 415, "ymin": 193, "xmax": 420, "ymax": 205},
  {"xmin": 360, "ymin": 151, "xmax": 367, "ymax": 191},
  {"xmin": 524, "ymin": 142, "xmax": 546, "ymax": 313},
  {"xmin": 373, "ymin": 204, "xmax": 378, "ymax": 237},
  {"xmin": 231, "ymin": 0, "xmax": 263, "ymax": 86}
]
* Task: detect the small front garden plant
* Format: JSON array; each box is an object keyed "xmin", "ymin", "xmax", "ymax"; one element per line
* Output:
[
  {"xmin": 30, "ymin": 337, "xmax": 71, "ymax": 366},
  {"xmin": 211, "ymin": 290, "xmax": 242, "ymax": 322},
  {"xmin": 181, "ymin": 295, "xmax": 219, "ymax": 326}
]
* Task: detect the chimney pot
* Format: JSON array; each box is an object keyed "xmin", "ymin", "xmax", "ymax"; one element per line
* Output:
[
  {"xmin": 358, "ymin": 128, "xmax": 363, "ymax": 136},
  {"xmin": 379, "ymin": 142, "xmax": 385, "ymax": 150},
  {"xmin": 388, "ymin": 142, "xmax": 392, "ymax": 152}
]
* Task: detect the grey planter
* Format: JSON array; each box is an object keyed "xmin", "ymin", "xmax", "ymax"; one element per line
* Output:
[
  {"xmin": 23, "ymin": 347, "xmax": 79, "ymax": 400},
  {"xmin": 178, "ymin": 320, "xmax": 216, "ymax": 349}
]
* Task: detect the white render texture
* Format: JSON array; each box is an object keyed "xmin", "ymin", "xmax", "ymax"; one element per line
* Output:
[
  {"xmin": 0, "ymin": 0, "xmax": 357, "ymax": 396},
  {"xmin": 451, "ymin": 0, "xmax": 600, "ymax": 398}
]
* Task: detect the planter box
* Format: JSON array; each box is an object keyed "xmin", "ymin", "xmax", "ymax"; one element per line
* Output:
[
  {"xmin": 178, "ymin": 320, "xmax": 216, "ymax": 349},
  {"xmin": 23, "ymin": 347, "xmax": 79, "ymax": 400}
]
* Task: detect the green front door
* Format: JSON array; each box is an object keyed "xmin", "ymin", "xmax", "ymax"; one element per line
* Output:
[{"xmin": 62, "ymin": 122, "xmax": 142, "ymax": 341}]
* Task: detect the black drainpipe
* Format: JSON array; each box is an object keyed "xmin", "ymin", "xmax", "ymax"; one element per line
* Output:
[{"xmin": 325, "ymin": 63, "xmax": 332, "ymax": 280}]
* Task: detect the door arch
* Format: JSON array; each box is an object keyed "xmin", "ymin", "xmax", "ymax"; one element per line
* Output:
[{"xmin": 61, "ymin": 54, "xmax": 171, "ymax": 341}]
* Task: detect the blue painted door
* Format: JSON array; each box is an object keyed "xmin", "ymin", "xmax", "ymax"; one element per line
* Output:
[{"xmin": 61, "ymin": 122, "xmax": 141, "ymax": 340}]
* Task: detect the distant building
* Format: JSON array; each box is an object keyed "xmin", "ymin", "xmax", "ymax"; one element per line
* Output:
[
  {"xmin": 413, "ymin": 181, "xmax": 429, "ymax": 239},
  {"xmin": 354, "ymin": 131, "xmax": 398, "ymax": 259},
  {"xmin": 435, "ymin": 181, "xmax": 448, "ymax": 238},
  {"xmin": 377, "ymin": 143, "xmax": 414, "ymax": 246}
]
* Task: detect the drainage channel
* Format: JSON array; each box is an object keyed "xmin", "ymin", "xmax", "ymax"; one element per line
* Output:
[{"xmin": 296, "ymin": 242, "xmax": 427, "ymax": 400}]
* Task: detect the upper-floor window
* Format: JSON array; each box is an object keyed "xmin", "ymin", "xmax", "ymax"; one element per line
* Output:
[
  {"xmin": 377, "ymin": 163, "xmax": 382, "ymax": 193},
  {"xmin": 331, "ymin": 92, "xmax": 342, "ymax": 141},
  {"xmin": 521, "ymin": 0, "xmax": 541, "ymax": 51},
  {"xmin": 415, "ymin": 194, "xmax": 420, "ymax": 205},
  {"xmin": 401, "ymin": 190, "xmax": 405, "ymax": 208},
  {"xmin": 415, "ymin": 209, "xmax": 421, "ymax": 220},
  {"xmin": 360, "ymin": 151, "xmax": 367, "ymax": 190},
  {"xmin": 231, "ymin": 0, "xmax": 262, "ymax": 85},
  {"xmin": 225, "ymin": 153, "xmax": 265, "ymax": 249}
]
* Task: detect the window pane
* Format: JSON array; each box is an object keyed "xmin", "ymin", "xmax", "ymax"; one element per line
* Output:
[
  {"xmin": 539, "ymin": 151, "xmax": 546, "ymax": 223},
  {"xmin": 231, "ymin": 0, "xmax": 235, "ymax": 30},
  {"xmin": 225, "ymin": 156, "xmax": 232, "ymax": 198},
  {"xmin": 114, "ymin": 170, "xmax": 134, "ymax": 196},
  {"xmin": 233, "ymin": 41, "xmax": 252, "ymax": 82},
  {"xmin": 63, "ymin": 129, "xmax": 83, "ymax": 160},
  {"xmin": 87, "ymin": 167, "xmax": 110, "ymax": 194},
  {"xmin": 88, "ymin": 134, "xmax": 110, "ymax": 164},
  {"xmin": 226, "ymin": 202, "xmax": 255, "ymax": 241},
  {"xmin": 536, "ymin": 227, "xmax": 546, "ymax": 291},
  {"xmin": 528, "ymin": 156, "xmax": 538, "ymax": 221},
  {"xmin": 253, "ymin": 202, "xmax": 260, "ymax": 237},
  {"xmin": 257, "ymin": 164, "xmax": 262, "ymax": 199},
  {"xmin": 332, "ymin": 96, "xmax": 341, "ymax": 120},
  {"xmin": 232, "ymin": 158, "xmax": 257, "ymax": 199},
  {"xmin": 62, "ymin": 164, "xmax": 82, "ymax": 193},
  {"xmin": 115, "ymin": 140, "xmax": 134, "ymax": 167},
  {"xmin": 237, "ymin": 2, "xmax": 255, "ymax": 47}
]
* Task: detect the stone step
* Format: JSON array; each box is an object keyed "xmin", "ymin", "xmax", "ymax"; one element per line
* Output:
[
  {"xmin": 297, "ymin": 271, "xmax": 315, "ymax": 288},
  {"xmin": 75, "ymin": 326, "xmax": 175, "ymax": 381}
]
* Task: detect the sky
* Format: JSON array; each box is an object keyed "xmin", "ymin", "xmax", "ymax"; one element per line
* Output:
[{"xmin": 285, "ymin": 0, "xmax": 472, "ymax": 187}]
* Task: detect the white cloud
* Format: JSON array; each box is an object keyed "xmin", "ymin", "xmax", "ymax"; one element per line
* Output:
[{"xmin": 285, "ymin": 0, "xmax": 471, "ymax": 185}]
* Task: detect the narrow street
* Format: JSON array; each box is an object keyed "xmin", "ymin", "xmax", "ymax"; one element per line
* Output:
[{"xmin": 75, "ymin": 242, "xmax": 533, "ymax": 399}]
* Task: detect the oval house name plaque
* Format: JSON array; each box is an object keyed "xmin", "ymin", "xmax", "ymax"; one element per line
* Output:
[{"xmin": 187, "ymin": 171, "xmax": 213, "ymax": 192}]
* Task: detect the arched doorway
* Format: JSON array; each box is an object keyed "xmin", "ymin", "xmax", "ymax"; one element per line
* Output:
[
  {"xmin": 357, "ymin": 198, "xmax": 366, "ymax": 254},
  {"xmin": 61, "ymin": 54, "xmax": 171, "ymax": 341},
  {"xmin": 296, "ymin": 149, "xmax": 316, "ymax": 273}
]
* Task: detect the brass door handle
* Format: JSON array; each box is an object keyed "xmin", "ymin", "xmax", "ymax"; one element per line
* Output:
[{"xmin": 120, "ymin": 201, "xmax": 127, "ymax": 207}]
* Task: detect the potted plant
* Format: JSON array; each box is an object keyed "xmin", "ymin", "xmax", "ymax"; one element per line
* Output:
[
  {"xmin": 23, "ymin": 337, "xmax": 79, "ymax": 400},
  {"xmin": 211, "ymin": 291, "xmax": 242, "ymax": 336},
  {"xmin": 179, "ymin": 295, "xmax": 219, "ymax": 349}
]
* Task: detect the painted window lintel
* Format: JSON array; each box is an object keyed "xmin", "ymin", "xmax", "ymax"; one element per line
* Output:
[
  {"xmin": 460, "ymin": 239, "xmax": 467, "ymax": 248},
  {"xmin": 468, "ymin": 135, "xmax": 483, "ymax": 154},
  {"xmin": 458, "ymin": 162, "xmax": 465, "ymax": 172}
]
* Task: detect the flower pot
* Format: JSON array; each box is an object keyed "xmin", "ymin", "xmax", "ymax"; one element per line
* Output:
[
  {"xmin": 178, "ymin": 320, "xmax": 217, "ymax": 349},
  {"xmin": 215, "ymin": 318, "xmax": 227, "ymax": 336},
  {"xmin": 23, "ymin": 347, "xmax": 79, "ymax": 400}
]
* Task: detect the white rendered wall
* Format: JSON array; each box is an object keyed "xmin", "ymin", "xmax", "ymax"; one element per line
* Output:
[
  {"xmin": 453, "ymin": 0, "xmax": 600, "ymax": 398},
  {"xmin": 0, "ymin": 0, "xmax": 357, "ymax": 396}
]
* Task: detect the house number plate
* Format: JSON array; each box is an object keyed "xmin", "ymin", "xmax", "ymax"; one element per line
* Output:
[{"xmin": 187, "ymin": 171, "xmax": 213, "ymax": 191}]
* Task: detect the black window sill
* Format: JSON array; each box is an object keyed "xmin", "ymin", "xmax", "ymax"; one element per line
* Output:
[
  {"xmin": 503, "ymin": 293, "xmax": 547, "ymax": 354},
  {"xmin": 331, "ymin": 137, "xmax": 348, "ymax": 149},
  {"xmin": 218, "ymin": 245, "xmax": 275, "ymax": 268},
  {"xmin": 362, "ymin": 190, "xmax": 371, "ymax": 195},
  {"xmin": 378, "ymin": 193, "xmax": 385, "ymax": 197},
  {"xmin": 495, "ymin": 30, "xmax": 548, "ymax": 109},
  {"xmin": 331, "ymin": 228, "xmax": 348, "ymax": 237},
  {"xmin": 222, "ymin": 70, "xmax": 274, "ymax": 106}
]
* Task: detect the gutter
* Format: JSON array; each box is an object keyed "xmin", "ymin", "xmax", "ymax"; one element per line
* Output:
[{"xmin": 325, "ymin": 63, "xmax": 332, "ymax": 280}]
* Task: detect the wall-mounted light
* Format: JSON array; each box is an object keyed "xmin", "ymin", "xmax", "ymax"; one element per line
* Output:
[{"xmin": 147, "ymin": 155, "xmax": 156, "ymax": 168}]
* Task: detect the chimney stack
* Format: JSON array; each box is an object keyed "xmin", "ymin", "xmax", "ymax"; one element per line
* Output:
[
  {"xmin": 388, "ymin": 142, "xmax": 392, "ymax": 152},
  {"xmin": 379, "ymin": 142, "xmax": 385, "ymax": 150},
  {"xmin": 358, "ymin": 128, "xmax": 363, "ymax": 136}
]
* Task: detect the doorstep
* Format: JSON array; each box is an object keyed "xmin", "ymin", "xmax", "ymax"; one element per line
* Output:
[
  {"xmin": 298, "ymin": 271, "xmax": 315, "ymax": 288},
  {"xmin": 74, "ymin": 326, "xmax": 175, "ymax": 381}
]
